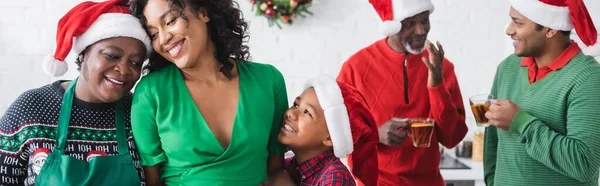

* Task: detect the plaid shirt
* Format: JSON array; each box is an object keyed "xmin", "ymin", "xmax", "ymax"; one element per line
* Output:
[{"xmin": 284, "ymin": 150, "xmax": 356, "ymax": 186}]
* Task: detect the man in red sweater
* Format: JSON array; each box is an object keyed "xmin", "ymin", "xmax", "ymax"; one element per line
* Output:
[{"xmin": 336, "ymin": 0, "xmax": 468, "ymax": 185}]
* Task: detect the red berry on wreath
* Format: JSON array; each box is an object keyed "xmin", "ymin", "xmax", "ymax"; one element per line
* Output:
[
  {"xmin": 292, "ymin": 13, "xmax": 297, "ymax": 18},
  {"xmin": 251, "ymin": 0, "xmax": 256, "ymax": 4},
  {"xmin": 267, "ymin": 1, "xmax": 273, "ymax": 5},
  {"xmin": 265, "ymin": 8, "xmax": 276, "ymax": 17}
]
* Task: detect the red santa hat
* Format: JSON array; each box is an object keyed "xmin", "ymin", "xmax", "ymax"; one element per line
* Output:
[
  {"xmin": 369, "ymin": 0, "xmax": 435, "ymax": 36},
  {"xmin": 303, "ymin": 75, "xmax": 379, "ymax": 186},
  {"xmin": 509, "ymin": 0, "xmax": 599, "ymax": 56},
  {"xmin": 42, "ymin": 0, "xmax": 153, "ymax": 77},
  {"xmin": 32, "ymin": 148, "xmax": 51, "ymax": 174},
  {"xmin": 33, "ymin": 148, "xmax": 51, "ymax": 159},
  {"xmin": 86, "ymin": 150, "xmax": 109, "ymax": 162}
]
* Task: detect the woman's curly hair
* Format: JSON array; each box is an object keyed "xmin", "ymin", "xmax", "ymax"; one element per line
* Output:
[{"xmin": 130, "ymin": 0, "xmax": 251, "ymax": 78}]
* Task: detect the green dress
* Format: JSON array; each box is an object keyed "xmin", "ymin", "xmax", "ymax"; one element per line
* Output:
[{"xmin": 131, "ymin": 62, "xmax": 289, "ymax": 185}]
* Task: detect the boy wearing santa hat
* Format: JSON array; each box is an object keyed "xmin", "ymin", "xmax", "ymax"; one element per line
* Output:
[
  {"xmin": 484, "ymin": 0, "xmax": 600, "ymax": 186},
  {"xmin": 337, "ymin": 0, "xmax": 468, "ymax": 185},
  {"xmin": 275, "ymin": 75, "xmax": 379, "ymax": 186}
]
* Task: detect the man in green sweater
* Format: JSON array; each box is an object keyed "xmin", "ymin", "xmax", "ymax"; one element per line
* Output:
[{"xmin": 483, "ymin": 0, "xmax": 600, "ymax": 186}]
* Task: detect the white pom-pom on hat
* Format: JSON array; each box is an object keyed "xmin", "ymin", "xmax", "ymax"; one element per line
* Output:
[
  {"xmin": 42, "ymin": 55, "xmax": 69, "ymax": 77},
  {"xmin": 380, "ymin": 20, "xmax": 402, "ymax": 37}
]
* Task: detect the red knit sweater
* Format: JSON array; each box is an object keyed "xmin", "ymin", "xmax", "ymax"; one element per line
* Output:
[{"xmin": 337, "ymin": 38, "xmax": 468, "ymax": 186}]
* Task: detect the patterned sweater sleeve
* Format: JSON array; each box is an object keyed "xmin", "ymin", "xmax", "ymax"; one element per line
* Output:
[
  {"xmin": 0, "ymin": 92, "xmax": 34, "ymax": 185},
  {"xmin": 509, "ymin": 67, "xmax": 600, "ymax": 182}
]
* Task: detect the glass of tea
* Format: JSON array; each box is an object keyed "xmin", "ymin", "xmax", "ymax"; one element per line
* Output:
[
  {"xmin": 406, "ymin": 118, "xmax": 435, "ymax": 147},
  {"xmin": 469, "ymin": 94, "xmax": 493, "ymax": 127}
]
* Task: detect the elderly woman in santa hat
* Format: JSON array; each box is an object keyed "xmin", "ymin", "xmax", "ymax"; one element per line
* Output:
[
  {"xmin": 128, "ymin": 0, "xmax": 289, "ymax": 185},
  {"xmin": 272, "ymin": 75, "xmax": 380, "ymax": 186},
  {"xmin": 0, "ymin": 0, "xmax": 152, "ymax": 185}
]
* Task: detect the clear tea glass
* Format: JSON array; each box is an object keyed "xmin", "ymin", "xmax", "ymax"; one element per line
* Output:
[
  {"xmin": 406, "ymin": 118, "xmax": 435, "ymax": 147},
  {"xmin": 469, "ymin": 94, "xmax": 493, "ymax": 127}
]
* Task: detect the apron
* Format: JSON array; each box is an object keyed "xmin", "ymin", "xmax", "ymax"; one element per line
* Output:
[{"xmin": 35, "ymin": 78, "xmax": 141, "ymax": 186}]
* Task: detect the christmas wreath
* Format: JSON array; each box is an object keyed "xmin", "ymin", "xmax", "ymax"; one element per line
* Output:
[{"xmin": 250, "ymin": 0, "xmax": 313, "ymax": 28}]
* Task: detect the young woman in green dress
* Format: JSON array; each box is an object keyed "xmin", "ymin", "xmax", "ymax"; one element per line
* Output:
[{"xmin": 129, "ymin": 0, "xmax": 289, "ymax": 185}]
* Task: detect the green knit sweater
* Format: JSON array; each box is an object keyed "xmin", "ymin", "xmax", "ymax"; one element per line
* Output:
[{"xmin": 484, "ymin": 53, "xmax": 600, "ymax": 186}]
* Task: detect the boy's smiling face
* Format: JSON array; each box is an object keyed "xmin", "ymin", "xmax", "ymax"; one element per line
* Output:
[{"xmin": 278, "ymin": 88, "xmax": 333, "ymax": 151}]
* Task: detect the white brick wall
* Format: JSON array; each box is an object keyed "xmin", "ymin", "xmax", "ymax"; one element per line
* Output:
[{"xmin": 1, "ymin": 0, "xmax": 599, "ymax": 138}]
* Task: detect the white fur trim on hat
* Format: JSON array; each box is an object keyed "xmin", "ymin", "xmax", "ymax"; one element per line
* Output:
[
  {"xmin": 303, "ymin": 75, "xmax": 354, "ymax": 158},
  {"xmin": 381, "ymin": 0, "xmax": 435, "ymax": 36},
  {"xmin": 42, "ymin": 54, "xmax": 69, "ymax": 77},
  {"xmin": 74, "ymin": 13, "xmax": 152, "ymax": 58},
  {"xmin": 509, "ymin": 0, "xmax": 573, "ymax": 31}
]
